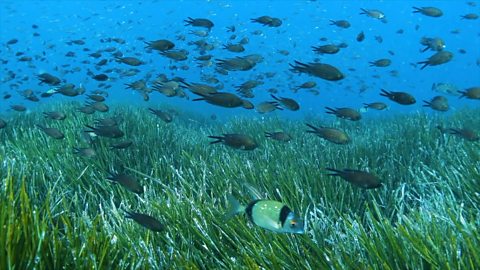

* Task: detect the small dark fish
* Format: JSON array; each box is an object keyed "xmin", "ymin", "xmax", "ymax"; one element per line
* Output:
[
  {"xmin": 290, "ymin": 61, "xmax": 344, "ymax": 81},
  {"xmin": 92, "ymin": 74, "xmax": 109, "ymax": 81},
  {"xmin": 363, "ymin": 102, "xmax": 388, "ymax": 111},
  {"xmin": 148, "ymin": 108, "xmax": 173, "ymax": 123},
  {"xmin": 461, "ymin": 13, "xmax": 479, "ymax": 20},
  {"xmin": 271, "ymin": 95, "xmax": 300, "ymax": 111},
  {"xmin": 305, "ymin": 123, "xmax": 350, "ymax": 145},
  {"xmin": 359, "ymin": 8, "xmax": 385, "ymax": 20},
  {"xmin": 3, "ymin": 94, "xmax": 12, "ymax": 99},
  {"xmin": 193, "ymin": 92, "xmax": 244, "ymax": 108},
  {"xmin": 208, "ymin": 134, "xmax": 258, "ymax": 150},
  {"xmin": 115, "ymin": 56, "xmax": 143, "ymax": 66},
  {"xmin": 458, "ymin": 87, "xmax": 480, "ymax": 100},
  {"xmin": 326, "ymin": 168, "xmax": 382, "ymax": 189},
  {"xmin": 369, "ymin": 59, "xmax": 391, "ymax": 67},
  {"xmin": 7, "ymin": 39, "xmax": 18, "ymax": 45},
  {"xmin": 417, "ymin": 51, "xmax": 453, "ymax": 69},
  {"xmin": 312, "ymin": 44, "xmax": 340, "ymax": 54},
  {"xmin": 356, "ymin": 31, "xmax": 365, "ymax": 42},
  {"xmin": 73, "ymin": 147, "xmax": 96, "ymax": 158},
  {"xmin": 37, "ymin": 73, "xmax": 61, "ymax": 86},
  {"xmin": 325, "ymin": 107, "xmax": 361, "ymax": 121},
  {"xmin": 423, "ymin": 96, "xmax": 449, "ymax": 111},
  {"xmin": 107, "ymin": 172, "xmax": 143, "ymax": 194},
  {"xmin": 125, "ymin": 211, "xmax": 164, "ymax": 232},
  {"xmin": 87, "ymin": 94, "xmax": 106, "ymax": 102},
  {"xmin": 329, "ymin": 19, "xmax": 350, "ymax": 28},
  {"xmin": 36, "ymin": 124, "xmax": 64, "ymax": 139},
  {"xmin": 84, "ymin": 125, "xmax": 124, "ymax": 138},
  {"xmin": 265, "ymin": 131, "xmax": 292, "ymax": 142},
  {"xmin": 437, "ymin": 126, "xmax": 479, "ymax": 142},
  {"xmin": 412, "ymin": 6, "xmax": 443, "ymax": 17},
  {"xmin": 110, "ymin": 140, "xmax": 133, "ymax": 150},
  {"xmin": 0, "ymin": 118, "xmax": 6, "ymax": 129},
  {"xmin": 184, "ymin": 17, "xmax": 214, "ymax": 29},
  {"xmin": 11, "ymin": 105, "xmax": 27, "ymax": 112},
  {"xmin": 380, "ymin": 89, "xmax": 416, "ymax": 105},
  {"xmin": 251, "ymin": 16, "xmax": 282, "ymax": 27},
  {"xmin": 43, "ymin": 111, "xmax": 67, "ymax": 120}
]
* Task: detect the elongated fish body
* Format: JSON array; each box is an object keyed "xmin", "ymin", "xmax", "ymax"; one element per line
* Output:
[{"xmin": 227, "ymin": 197, "xmax": 304, "ymax": 234}]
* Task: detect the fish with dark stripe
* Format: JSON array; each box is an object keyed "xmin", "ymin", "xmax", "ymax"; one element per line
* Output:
[{"xmin": 226, "ymin": 196, "xmax": 304, "ymax": 234}]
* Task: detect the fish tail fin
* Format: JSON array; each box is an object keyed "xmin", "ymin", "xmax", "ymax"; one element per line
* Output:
[
  {"xmin": 422, "ymin": 100, "xmax": 431, "ymax": 107},
  {"xmin": 325, "ymin": 167, "xmax": 342, "ymax": 176},
  {"xmin": 457, "ymin": 91, "xmax": 465, "ymax": 98},
  {"xmin": 224, "ymin": 195, "xmax": 245, "ymax": 221},
  {"xmin": 192, "ymin": 98, "xmax": 205, "ymax": 102},
  {"xmin": 208, "ymin": 135, "xmax": 224, "ymax": 144},
  {"xmin": 379, "ymin": 89, "xmax": 389, "ymax": 97},
  {"xmin": 264, "ymin": 132, "xmax": 272, "ymax": 138}
]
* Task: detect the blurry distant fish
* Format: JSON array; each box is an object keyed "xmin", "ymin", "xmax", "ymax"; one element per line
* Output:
[
  {"xmin": 125, "ymin": 211, "xmax": 163, "ymax": 232},
  {"xmin": 0, "ymin": 118, "xmax": 6, "ymax": 129},
  {"xmin": 359, "ymin": 8, "xmax": 386, "ymax": 21},
  {"xmin": 251, "ymin": 16, "xmax": 282, "ymax": 27},
  {"xmin": 431, "ymin": 83, "xmax": 460, "ymax": 96}
]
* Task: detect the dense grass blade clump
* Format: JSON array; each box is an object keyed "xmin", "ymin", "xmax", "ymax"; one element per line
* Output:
[{"xmin": 1, "ymin": 103, "xmax": 479, "ymax": 269}]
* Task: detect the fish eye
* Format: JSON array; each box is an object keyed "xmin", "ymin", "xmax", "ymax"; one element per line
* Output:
[{"xmin": 290, "ymin": 221, "xmax": 297, "ymax": 227}]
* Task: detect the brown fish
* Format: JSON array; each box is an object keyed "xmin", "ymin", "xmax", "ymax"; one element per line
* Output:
[
  {"xmin": 144, "ymin": 39, "xmax": 175, "ymax": 51},
  {"xmin": 380, "ymin": 89, "xmax": 416, "ymax": 105},
  {"xmin": 412, "ymin": 6, "xmax": 443, "ymax": 17},
  {"xmin": 208, "ymin": 134, "xmax": 258, "ymax": 150},
  {"xmin": 271, "ymin": 95, "xmax": 300, "ymax": 111},
  {"xmin": 149, "ymin": 108, "xmax": 173, "ymax": 123},
  {"xmin": 37, "ymin": 73, "xmax": 61, "ymax": 85},
  {"xmin": 193, "ymin": 92, "xmax": 244, "ymax": 108},
  {"xmin": 125, "ymin": 211, "xmax": 164, "ymax": 232},
  {"xmin": 11, "ymin": 105, "xmax": 27, "ymax": 112},
  {"xmin": 325, "ymin": 107, "xmax": 361, "ymax": 121},
  {"xmin": 369, "ymin": 59, "xmax": 391, "ymax": 67},
  {"xmin": 418, "ymin": 51, "xmax": 453, "ymax": 70},
  {"xmin": 363, "ymin": 102, "xmax": 388, "ymax": 110},
  {"xmin": 423, "ymin": 96, "xmax": 449, "ymax": 111},
  {"xmin": 306, "ymin": 123, "xmax": 350, "ymax": 145},
  {"xmin": 110, "ymin": 140, "xmax": 133, "ymax": 150},
  {"xmin": 265, "ymin": 131, "xmax": 292, "ymax": 142},
  {"xmin": 312, "ymin": 45, "xmax": 340, "ymax": 54},
  {"xmin": 326, "ymin": 168, "xmax": 382, "ymax": 189},
  {"xmin": 458, "ymin": 87, "xmax": 480, "ymax": 100},
  {"xmin": 36, "ymin": 124, "xmax": 64, "ymax": 139},
  {"xmin": 115, "ymin": 56, "xmax": 143, "ymax": 66},
  {"xmin": 329, "ymin": 20, "xmax": 351, "ymax": 28},
  {"xmin": 73, "ymin": 147, "xmax": 96, "ymax": 158},
  {"xmin": 107, "ymin": 172, "xmax": 143, "ymax": 194},
  {"xmin": 290, "ymin": 61, "xmax": 344, "ymax": 81},
  {"xmin": 85, "ymin": 125, "xmax": 124, "ymax": 138},
  {"xmin": 184, "ymin": 17, "xmax": 214, "ymax": 29},
  {"xmin": 438, "ymin": 126, "xmax": 479, "ymax": 142}
]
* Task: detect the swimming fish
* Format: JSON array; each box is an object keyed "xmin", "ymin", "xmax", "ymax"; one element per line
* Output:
[{"xmin": 226, "ymin": 195, "xmax": 304, "ymax": 234}]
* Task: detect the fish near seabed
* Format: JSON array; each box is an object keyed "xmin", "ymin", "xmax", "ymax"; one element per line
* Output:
[{"xmin": 225, "ymin": 195, "xmax": 304, "ymax": 234}]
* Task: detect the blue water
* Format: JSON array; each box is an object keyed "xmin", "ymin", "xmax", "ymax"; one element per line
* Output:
[{"xmin": 0, "ymin": 0, "xmax": 478, "ymax": 119}]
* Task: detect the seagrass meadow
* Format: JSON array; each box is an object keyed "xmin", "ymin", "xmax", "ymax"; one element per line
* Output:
[{"xmin": 0, "ymin": 103, "xmax": 479, "ymax": 269}]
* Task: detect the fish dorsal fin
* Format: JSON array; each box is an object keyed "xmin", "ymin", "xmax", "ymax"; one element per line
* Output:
[{"xmin": 242, "ymin": 182, "xmax": 263, "ymax": 200}]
